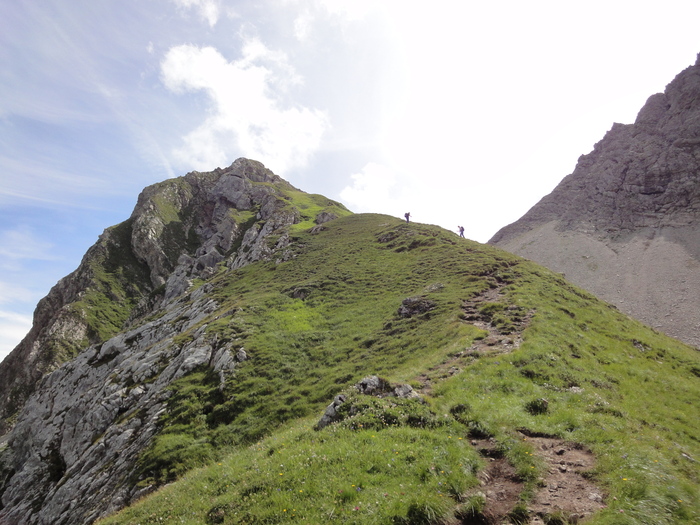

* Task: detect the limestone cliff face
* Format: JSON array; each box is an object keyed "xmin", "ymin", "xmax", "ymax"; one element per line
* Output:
[
  {"xmin": 490, "ymin": 54, "xmax": 700, "ymax": 347},
  {"xmin": 0, "ymin": 217, "xmax": 151, "ymax": 437},
  {"xmin": 0, "ymin": 287, "xmax": 227, "ymax": 524},
  {"xmin": 0, "ymin": 159, "xmax": 349, "ymax": 525}
]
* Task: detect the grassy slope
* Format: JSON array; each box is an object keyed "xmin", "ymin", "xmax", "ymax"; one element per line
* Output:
[{"xmin": 99, "ymin": 214, "xmax": 699, "ymax": 524}]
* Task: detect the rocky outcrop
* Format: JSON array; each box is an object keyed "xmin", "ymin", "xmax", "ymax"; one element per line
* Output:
[
  {"xmin": 0, "ymin": 283, "xmax": 231, "ymax": 525},
  {"xmin": 0, "ymin": 159, "xmax": 350, "ymax": 524},
  {"xmin": 315, "ymin": 376, "xmax": 421, "ymax": 430},
  {"xmin": 490, "ymin": 54, "xmax": 700, "ymax": 348},
  {"xmin": 398, "ymin": 296, "xmax": 437, "ymax": 318},
  {"xmin": 0, "ymin": 222, "xmax": 151, "ymax": 436},
  {"xmin": 0, "ymin": 159, "xmax": 349, "ymax": 436}
]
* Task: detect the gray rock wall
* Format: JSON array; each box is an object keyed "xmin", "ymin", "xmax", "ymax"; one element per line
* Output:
[
  {"xmin": 490, "ymin": 54, "xmax": 700, "ymax": 348},
  {"xmin": 0, "ymin": 159, "xmax": 301, "ymax": 435},
  {"xmin": 0, "ymin": 285, "xmax": 230, "ymax": 524}
]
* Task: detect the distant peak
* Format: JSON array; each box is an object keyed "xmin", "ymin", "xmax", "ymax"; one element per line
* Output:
[{"xmin": 220, "ymin": 158, "xmax": 282, "ymax": 184}]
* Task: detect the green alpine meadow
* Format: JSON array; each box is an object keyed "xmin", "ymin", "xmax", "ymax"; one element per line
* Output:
[
  {"xmin": 1, "ymin": 160, "xmax": 698, "ymax": 525},
  {"xmin": 93, "ymin": 213, "xmax": 699, "ymax": 525}
]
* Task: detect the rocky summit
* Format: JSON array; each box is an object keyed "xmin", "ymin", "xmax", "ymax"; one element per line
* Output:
[
  {"xmin": 0, "ymin": 158, "xmax": 347, "ymax": 435},
  {"xmin": 0, "ymin": 158, "xmax": 699, "ymax": 524},
  {"xmin": 0, "ymin": 159, "xmax": 349, "ymax": 524},
  {"xmin": 490, "ymin": 53, "xmax": 700, "ymax": 348}
]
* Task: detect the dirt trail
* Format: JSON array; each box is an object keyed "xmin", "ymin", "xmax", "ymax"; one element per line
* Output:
[
  {"xmin": 526, "ymin": 434, "xmax": 605, "ymax": 523},
  {"xmin": 466, "ymin": 434, "xmax": 605, "ymax": 524},
  {"xmin": 468, "ymin": 438, "xmax": 523, "ymax": 524},
  {"xmin": 417, "ymin": 283, "xmax": 531, "ymax": 394},
  {"xmin": 417, "ymin": 284, "xmax": 606, "ymax": 523}
]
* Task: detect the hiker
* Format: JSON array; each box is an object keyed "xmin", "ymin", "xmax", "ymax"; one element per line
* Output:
[
  {"xmin": 458, "ymin": 226, "xmax": 465, "ymax": 237},
  {"xmin": 404, "ymin": 212, "xmax": 411, "ymax": 223}
]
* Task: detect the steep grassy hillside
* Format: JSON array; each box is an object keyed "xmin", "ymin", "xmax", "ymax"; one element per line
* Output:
[{"xmin": 98, "ymin": 214, "xmax": 699, "ymax": 524}]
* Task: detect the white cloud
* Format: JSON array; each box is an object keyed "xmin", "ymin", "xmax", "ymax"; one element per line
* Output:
[
  {"xmin": 339, "ymin": 162, "xmax": 402, "ymax": 213},
  {"xmin": 286, "ymin": 0, "xmax": 383, "ymax": 42},
  {"xmin": 161, "ymin": 40, "xmax": 328, "ymax": 173},
  {"xmin": 317, "ymin": 0, "xmax": 379, "ymax": 20},
  {"xmin": 172, "ymin": 0, "xmax": 221, "ymax": 27},
  {"xmin": 293, "ymin": 11, "xmax": 313, "ymax": 41}
]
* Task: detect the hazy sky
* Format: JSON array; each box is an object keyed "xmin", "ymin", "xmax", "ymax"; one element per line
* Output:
[{"xmin": 1, "ymin": 0, "xmax": 699, "ymax": 361}]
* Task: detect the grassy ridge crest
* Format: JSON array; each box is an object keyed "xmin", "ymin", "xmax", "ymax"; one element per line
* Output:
[{"xmin": 99, "ymin": 214, "xmax": 699, "ymax": 524}]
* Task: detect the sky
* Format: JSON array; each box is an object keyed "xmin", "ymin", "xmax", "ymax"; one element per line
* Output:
[{"xmin": 1, "ymin": 0, "xmax": 700, "ymax": 362}]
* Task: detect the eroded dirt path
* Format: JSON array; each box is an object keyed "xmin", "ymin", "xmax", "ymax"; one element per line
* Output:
[
  {"xmin": 418, "ymin": 282, "xmax": 532, "ymax": 395},
  {"xmin": 468, "ymin": 438, "xmax": 524, "ymax": 524},
  {"xmin": 415, "ymin": 284, "xmax": 606, "ymax": 523},
  {"xmin": 465, "ymin": 434, "xmax": 605, "ymax": 524},
  {"xmin": 525, "ymin": 434, "xmax": 606, "ymax": 524}
]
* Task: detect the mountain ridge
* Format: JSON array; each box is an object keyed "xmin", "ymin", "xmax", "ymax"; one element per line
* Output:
[
  {"xmin": 0, "ymin": 158, "xmax": 349, "ymax": 436},
  {"xmin": 0, "ymin": 162, "xmax": 698, "ymax": 523},
  {"xmin": 490, "ymin": 53, "xmax": 700, "ymax": 348},
  {"xmin": 0, "ymin": 159, "xmax": 353, "ymax": 524}
]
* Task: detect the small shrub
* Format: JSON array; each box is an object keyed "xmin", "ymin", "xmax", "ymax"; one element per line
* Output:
[
  {"xmin": 478, "ymin": 302, "xmax": 505, "ymax": 318},
  {"xmin": 508, "ymin": 502, "xmax": 530, "ymax": 525},
  {"xmin": 525, "ymin": 398, "xmax": 549, "ymax": 415},
  {"xmin": 206, "ymin": 504, "xmax": 229, "ymax": 524},
  {"xmin": 449, "ymin": 403, "xmax": 472, "ymax": 418},
  {"xmin": 455, "ymin": 493, "xmax": 488, "ymax": 523},
  {"xmin": 394, "ymin": 498, "xmax": 450, "ymax": 524},
  {"xmin": 333, "ymin": 392, "xmax": 445, "ymax": 431},
  {"xmin": 450, "ymin": 403, "xmax": 492, "ymax": 438},
  {"xmin": 337, "ymin": 488, "xmax": 359, "ymax": 504},
  {"xmin": 445, "ymin": 474, "xmax": 468, "ymax": 501},
  {"xmin": 543, "ymin": 511, "xmax": 569, "ymax": 525},
  {"xmin": 466, "ymin": 419, "xmax": 492, "ymax": 439}
]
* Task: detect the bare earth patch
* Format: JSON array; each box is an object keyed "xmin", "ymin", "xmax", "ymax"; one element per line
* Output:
[
  {"xmin": 525, "ymin": 434, "xmax": 606, "ymax": 524},
  {"xmin": 415, "ymin": 283, "xmax": 606, "ymax": 522},
  {"xmin": 465, "ymin": 434, "xmax": 606, "ymax": 524},
  {"xmin": 469, "ymin": 438, "xmax": 524, "ymax": 524},
  {"xmin": 418, "ymin": 283, "xmax": 533, "ymax": 395}
]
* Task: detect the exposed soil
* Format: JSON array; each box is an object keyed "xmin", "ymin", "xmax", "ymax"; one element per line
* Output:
[
  {"xmin": 525, "ymin": 434, "xmax": 606, "ymax": 524},
  {"xmin": 462, "ymin": 434, "xmax": 606, "ymax": 524},
  {"xmin": 415, "ymin": 285, "xmax": 606, "ymax": 523},
  {"xmin": 467, "ymin": 438, "xmax": 524, "ymax": 524},
  {"xmin": 460, "ymin": 284, "xmax": 533, "ymax": 355},
  {"xmin": 417, "ymin": 282, "xmax": 533, "ymax": 395}
]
